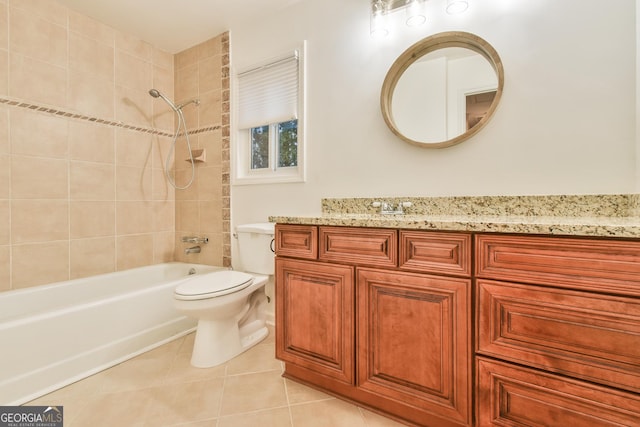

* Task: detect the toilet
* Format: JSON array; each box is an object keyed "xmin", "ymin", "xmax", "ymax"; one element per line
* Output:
[{"xmin": 174, "ymin": 223, "xmax": 275, "ymax": 368}]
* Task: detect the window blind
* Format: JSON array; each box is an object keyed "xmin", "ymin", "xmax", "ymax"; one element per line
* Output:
[{"xmin": 237, "ymin": 52, "xmax": 299, "ymax": 129}]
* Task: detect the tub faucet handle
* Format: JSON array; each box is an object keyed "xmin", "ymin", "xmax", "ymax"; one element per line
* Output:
[{"xmin": 182, "ymin": 236, "xmax": 209, "ymax": 244}]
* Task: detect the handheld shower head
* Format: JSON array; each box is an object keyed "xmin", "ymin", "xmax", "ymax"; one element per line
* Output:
[{"xmin": 148, "ymin": 88, "xmax": 179, "ymax": 112}]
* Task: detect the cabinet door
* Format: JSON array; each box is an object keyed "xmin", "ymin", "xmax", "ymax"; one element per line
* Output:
[
  {"xmin": 276, "ymin": 258, "xmax": 355, "ymax": 384},
  {"xmin": 357, "ymin": 268, "xmax": 472, "ymax": 426}
]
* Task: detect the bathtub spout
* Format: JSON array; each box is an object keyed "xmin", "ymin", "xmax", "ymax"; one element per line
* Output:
[{"xmin": 185, "ymin": 246, "xmax": 201, "ymax": 255}]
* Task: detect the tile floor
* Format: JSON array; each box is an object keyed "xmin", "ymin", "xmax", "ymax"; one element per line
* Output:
[{"xmin": 27, "ymin": 327, "xmax": 406, "ymax": 426}]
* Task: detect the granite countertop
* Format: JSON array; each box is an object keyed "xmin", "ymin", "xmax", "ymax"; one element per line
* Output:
[
  {"xmin": 269, "ymin": 195, "xmax": 640, "ymax": 238},
  {"xmin": 269, "ymin": 213, "xmax": 640, "ymax": 238}
]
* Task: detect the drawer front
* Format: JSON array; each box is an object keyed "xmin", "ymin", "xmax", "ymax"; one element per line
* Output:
[
  {"xmin": 476, "ymin": 279, "xmax": 640, "ymax": 393},
  {"xmin": 275, "ymin": 224, "xmax": 318, "ymax": 259},
  {"xmin": 476, "ymin": 234, "xmax": 640, "ymax": 295},
  {"xmin": 319, "ymin": 226, "xmax": 397, "ymax": 268},
  {"xmin": 399, "ymin": 231, "xmax": 471, "ymax": 277},
  {"xmin": 476, "ymin": 358, "xmax": 640, "ymax": 427}
]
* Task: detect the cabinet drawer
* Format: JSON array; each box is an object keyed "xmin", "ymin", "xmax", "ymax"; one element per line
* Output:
[
  {"xmin": 319, "ymin": 226, "xmax": 397, "ymax": 268},
  {"xmin": 476, "ymin": 279, "xmax": 640, "ymax": 393},
  {"xmin": 399, "ymin": 231, "xmax": 471, "ymax": 277},
  {"xmin": 275, "ymin": 224, "xmax": 318, "ymax": 259},
  {"xmin": 476, "ymin": 234, "xmax": 640, "ymax": 295},
  {"xmin": 476, "ymin": 357, "xmax": 640, "ymax": 426}
]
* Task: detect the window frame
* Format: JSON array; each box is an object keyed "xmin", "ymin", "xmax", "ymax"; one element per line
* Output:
[{"xmin": 232, "ymin": 43, "xmax": 306, "ymax": 185}]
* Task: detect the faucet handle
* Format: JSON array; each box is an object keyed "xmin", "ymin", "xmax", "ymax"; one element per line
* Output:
[{"xmin": 181, "ymin": 236, "xmax": 209, "ymax": 244}]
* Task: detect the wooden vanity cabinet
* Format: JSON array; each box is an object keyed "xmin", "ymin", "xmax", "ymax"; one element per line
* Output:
[
  {"xmin": 475, "ymin": 234, "xmax": 640, "ymax": 426},
  {"xmin": 275, "ymin": 224, "xmax": 473, "ymax": 427},
  {"xmin": 277, "ymin": 225, "xmax": 640, "ymax": 425}
]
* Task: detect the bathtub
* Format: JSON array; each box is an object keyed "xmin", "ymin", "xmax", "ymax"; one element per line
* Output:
[{"xmin": 0, "ymin": 262, "xmax": 223, "ymax": 405}]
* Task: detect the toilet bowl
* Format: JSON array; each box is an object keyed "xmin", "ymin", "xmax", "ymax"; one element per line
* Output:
[
  {"xmin": 174, "ymin": 270, "xmax": 269, "ymax": 367},
  {"xmin": 174, "ymin": 223, "xmax": 275, "ymax": 368}
]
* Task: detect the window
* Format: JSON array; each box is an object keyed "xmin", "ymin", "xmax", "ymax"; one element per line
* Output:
[
  {"xmin": 234, "ymin": 45, "xmax": 305, "ymax": 184},
  {"xmin": 249, "ymin": 119, "xmax": 298, "ymax": 171}
]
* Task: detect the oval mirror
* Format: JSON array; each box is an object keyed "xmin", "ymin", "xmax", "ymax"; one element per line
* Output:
[{"xmin": 381, "ymin": 31, "xmax": 504, "ymax": 148}]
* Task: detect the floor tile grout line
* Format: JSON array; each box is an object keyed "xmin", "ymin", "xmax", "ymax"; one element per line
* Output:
[
  {"xmin": 165, "ymin": 343, "xmax": 187, "ymax": 384},
  {"xmin": 224, "ymin": 367, "xmax": 283, "ymax": 378},
  {"xmin": 283, "ymin": 376, "xmax": 295, "ymax": 427},
  {"xmin": 216, "ymin": 365, "xmax": 229, "ymax": 420},
  {"xmin": 287, "ymin": 397, "xmax": 337, "ymax": 408},
  {"xmin": 357, "ymin": 407, "xmax": 371, "ymax": 426}
]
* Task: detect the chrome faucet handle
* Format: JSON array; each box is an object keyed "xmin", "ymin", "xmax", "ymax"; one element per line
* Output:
[
  {"xmin": 393, "ymin": 201, "xmax": 412, "ymax": 214},
  {"xmin": 372, "ymin": 200, "xmax": 412, "ymax": 215}
]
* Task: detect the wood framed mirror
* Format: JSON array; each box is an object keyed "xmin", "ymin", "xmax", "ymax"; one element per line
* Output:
[{"xmin": 381, "ymin": 31, "xmax": 504, "ymax": 148}]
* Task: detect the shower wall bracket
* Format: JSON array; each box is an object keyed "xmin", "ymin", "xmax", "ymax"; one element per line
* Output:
[{"xmin": 186, "ymin": 149, "xmax": 206, "ymax": 163}]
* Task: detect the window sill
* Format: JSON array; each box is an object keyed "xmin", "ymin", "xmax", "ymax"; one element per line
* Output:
[{"xmin": 232, "ymin": 173, "xmax": 305, "ymax": 186}]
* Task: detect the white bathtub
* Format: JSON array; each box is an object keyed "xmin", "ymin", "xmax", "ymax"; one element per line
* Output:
[{"xmin": 0, "ymin": 262, "xmax": 223, "ymax": 405}]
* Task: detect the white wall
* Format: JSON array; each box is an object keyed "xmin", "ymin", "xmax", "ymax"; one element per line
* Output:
[
  {"xmin": 230, "ymin": 0, "xmax": 636, "ymax": 230},
  {"xmin": 637, "ymin": 0, "xmax": 640, "ymax": 189}
]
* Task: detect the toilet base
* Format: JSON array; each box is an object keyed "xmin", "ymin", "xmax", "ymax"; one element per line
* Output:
[{"xmin": 190, "ymin": 318, "xmax": 268, "ymax": 368}]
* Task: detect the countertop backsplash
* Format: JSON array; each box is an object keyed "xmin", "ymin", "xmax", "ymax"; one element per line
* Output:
[{"xmin": 321, "ymin": 194, "xmax": 640, "ymax": 218}]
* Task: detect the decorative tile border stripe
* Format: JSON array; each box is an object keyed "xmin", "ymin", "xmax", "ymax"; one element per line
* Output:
[
  {"xmin": 0, "ymin": 96, "xmax": 221, "ymax": 138},
  {"xmin": 221, "ymin": 31, "xmax": 232, "ymax": 268},
  {"xmin": 186, "ymin": 125, "xmax": 222, "ymax": 136}
]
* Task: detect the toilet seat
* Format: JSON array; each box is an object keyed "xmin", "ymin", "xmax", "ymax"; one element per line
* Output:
[{"xmin": 174, "ymin": 270, "xmax": 254, "ymax": 301}]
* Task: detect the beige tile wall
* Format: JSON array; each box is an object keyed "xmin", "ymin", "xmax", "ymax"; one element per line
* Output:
[
  {"xmin": 0, "ymin": 0, "xmax": 213, "ymax": 291},
  {"xmin": 173, "ymin": 34, "xmax": 230, "ymax": 268}
]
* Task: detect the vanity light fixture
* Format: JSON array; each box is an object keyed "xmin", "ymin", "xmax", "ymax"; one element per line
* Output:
[
  {"xmin": 371, "ymin": 0, "xmax": 470, "ymax": 37},
  {"xmin": 370, "ymin": 0, "xmax": 390, "ymax": 38},
  {"xmin": 446, "ymin": 0, "xmax": 469, "ymax": 14}
]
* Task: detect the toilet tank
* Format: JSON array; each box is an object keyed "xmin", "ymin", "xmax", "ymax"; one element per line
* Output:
[{"xmin": 236, "ymin": 223, "xmax": 275, "ymax": 275}]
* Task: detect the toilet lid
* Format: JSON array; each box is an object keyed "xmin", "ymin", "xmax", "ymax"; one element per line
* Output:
[{"xmin": 174, "ymin": 270, "xmax": 254, "ymax": 300}]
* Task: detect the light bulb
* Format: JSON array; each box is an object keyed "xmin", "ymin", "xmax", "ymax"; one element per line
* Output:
[
  {"xmin": 370, "ymin": 0, "xmax": 390, "ymax": 38},
  {"xmin": 446, "ymin": 0, "xmax": 469, "ymax": 14},
  {"xmin": 406, "ymin": 0, "xmax": 426, "ymax": 27}
]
